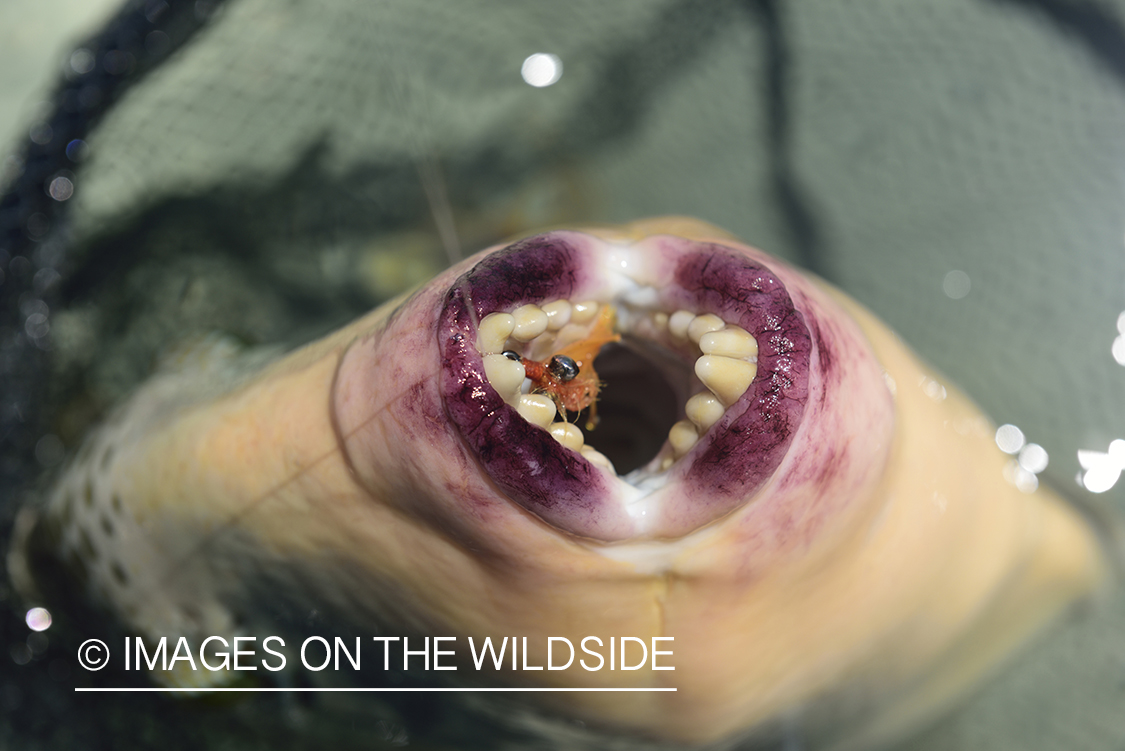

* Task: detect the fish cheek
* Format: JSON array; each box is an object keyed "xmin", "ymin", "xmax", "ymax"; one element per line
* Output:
[{"xmin": 331, "ymin": 290, "xmax": 534, "ymax": 556}]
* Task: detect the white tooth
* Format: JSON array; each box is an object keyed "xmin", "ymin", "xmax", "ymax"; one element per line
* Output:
[
  {"xmin": 542, "ymin": 300, "xmax": 572, "ymax": 331},
  {"xmin": 700, "ymin": 326, "xmax": 758, "ymax": 359},
  {"xmin": 555, "ymin": 322, "xmax": 586, "ymax": 347},
  {"xmin": 571, "ymin": 301, "xmax": 599, "ymax": 324},
  {"xmin": 483, "ymin": 354, "xmax": 526, "ymax": 404},
  {"xmin": 685, "ymin": 392, "xmax": 725, "ymax": 432},
  {"xmin": 669, "ymin": 310, "xmax": 695, "ymax": 340},
  {"xmin": 688, "ymin": 314, "xmax": 725, "ymax": 344},
  {"xmin": 653, "ymin": 312, "xmax": 669, "ymax": 331},
  {"xmin": 517, "ymin": 394, "xmax": 557, "ymax": 428},
  {"xmin": 695, "ymin": 355, "xmax": 757, "ymax": 406},
  {"xmin": 511, "ymin": 304, "xmax": 549, "ymax": 341},
  {"xmin": 549, "ymin": 422, "xmax": 584, "ymax": 450},
  {"xmin": 477, "ymin": 313, "xmax": 515, "ymax": 353},
  {"xmin": 660, "ymin": 457, "xmax": 674, "ymax": 471},
  {"xmin": 669, "ymin": 420, "xmax": 699, "ymax": 458},
  {"xmin": 580, "ymin": 445, "xmax": 615, "ymax": 472}
]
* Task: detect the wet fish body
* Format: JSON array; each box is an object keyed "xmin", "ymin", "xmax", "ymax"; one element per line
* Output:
[{"xmin": 13, "ymin": 218, "xmax": 1106, "ymax": 749}]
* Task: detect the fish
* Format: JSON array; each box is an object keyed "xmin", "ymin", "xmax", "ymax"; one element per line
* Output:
[{"xmin": 9, "ymin": 216, "xmax": 1108, "ymax": 749}]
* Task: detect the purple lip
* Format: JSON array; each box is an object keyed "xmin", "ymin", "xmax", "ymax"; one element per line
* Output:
[
  {"xmin": 664, "ymin": 246, "xmax": 811, "ymax": 516},
  {"xmin": 438, "ymin": 233, "xmax": 811, "ymax": 541},
  {"xmin": 439, "ymin": 235, "xmax": 624, "ymax": 538}
]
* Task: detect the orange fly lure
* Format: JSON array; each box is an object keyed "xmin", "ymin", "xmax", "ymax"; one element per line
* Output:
[{"xmin": 517, "ymin": 305, "xmax": 620, "ymax": 430}]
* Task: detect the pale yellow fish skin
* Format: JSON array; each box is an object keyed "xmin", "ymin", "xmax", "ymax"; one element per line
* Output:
[{"xmin": 14, "ymin": 217, "xmax": 1107, "ymax": 747}]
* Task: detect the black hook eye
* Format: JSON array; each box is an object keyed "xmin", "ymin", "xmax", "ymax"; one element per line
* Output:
[
  {"xmin": 501, "ymin": 350, "xmax": 521, "ymax": 362},
  {"xmin": 547, "ymin": 354, "xmax": 579, "ymax": 382}
]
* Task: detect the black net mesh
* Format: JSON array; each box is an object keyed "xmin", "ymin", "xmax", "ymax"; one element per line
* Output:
[{"xmin": 2, "ymin": 1, "xmax": 1125, "ymax": 748}]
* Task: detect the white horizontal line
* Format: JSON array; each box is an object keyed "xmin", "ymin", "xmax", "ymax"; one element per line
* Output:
[{"xmin": 75, "ymin": 687, "xmax": 676, "ymax": 693}]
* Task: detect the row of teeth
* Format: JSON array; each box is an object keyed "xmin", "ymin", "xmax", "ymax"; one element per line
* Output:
[
  {"xmin": 476, "ymin": 299, "xmax": 600, "ymax": 352},
  {"xmin": 656, "ymin": 309, "xmax": 758, "ymax": 467},
  {"xmin": 475, "ymin": 300, "xmax": 758, "ymax": 473}
]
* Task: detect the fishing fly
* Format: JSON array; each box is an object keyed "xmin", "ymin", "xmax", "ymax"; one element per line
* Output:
[{"xmin": 504, "ymin": 305, "xmax": 620, "ymax": 430}]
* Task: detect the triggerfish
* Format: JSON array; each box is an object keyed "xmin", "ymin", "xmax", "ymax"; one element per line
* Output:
[{"xmin": 11, "ymin": 217, "xmax": 1108, "ymax": 749}]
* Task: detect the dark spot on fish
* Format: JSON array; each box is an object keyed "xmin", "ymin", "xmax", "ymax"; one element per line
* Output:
[
  {"xmin": 101, "ymin": 515, "xmax": 115, "ymax": 536},
  {"xmin": 84, "ymin": 481, "xmax": 94, "ymax": 507},
  {"xmin": 812, "ymin": 317, "xmax": 835, "ymax": 380},
  {"xmin": 111, "ymin": 494, "xmax": 123, "ymax": 513},
  {"xmin": 407, "ymin": 381, "xmax": 447, "ymax": 439},
  {"xmin": 816, "ymin": 444, "xmax": 845, "ymax": 488}
]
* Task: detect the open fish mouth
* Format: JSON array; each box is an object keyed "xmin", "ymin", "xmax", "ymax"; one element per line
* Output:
[
  {"xmin": 336, "ymin": 218, "xmax": 895, "ymax": 553},
  {"xmin": 439, "ymin": 230, "xmax": 812, "ymax": 541}
]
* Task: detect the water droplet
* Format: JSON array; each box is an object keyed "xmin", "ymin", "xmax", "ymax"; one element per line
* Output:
[
  {"xmin": 69, "ymin": 48, "xmax": 95, "ymax": 75},
  {"xmin": 995, "ymin": 424, "xmax": 1025, "ymax": 454},
  {"xmin": 9, "ymin": 643, "xmax": 31, "ymax": 666},
  {"xmin": 1112, "ymin": 335, "xmax": 1125, "ymax": 366},
  {"xmin": 25, "ymin": 607, "xmax": 52, "ymax": 632},
  {"xmin": 942, "ymin": 270, "xmax": 971, "ymax": 299},
  {"xmin": 28, "ymin": 123, "xmax": 52, "ymax": 146},
  {"xmin": 48, "ymin": 176, "xmax": 73, "ymax": 202},
  {"xmin": 1018, "ymin": 443, "xmax": 1048, "ymax": 474},
  {"xmin": 65, "ymin": 139, "xmax": 88, "ymax": 162},
  {"xmin": 521, "ymin": 53, "xmax": 563, "ymax": 87}
]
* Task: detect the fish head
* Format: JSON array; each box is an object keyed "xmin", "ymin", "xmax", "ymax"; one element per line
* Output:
[
  {"xmin": 319, "ymin": 217, "xmax": 1103, "ymax": 743},
  {"xmin": 13, "ymin": 217, "xmax": 1106, "ymax": 748}
]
